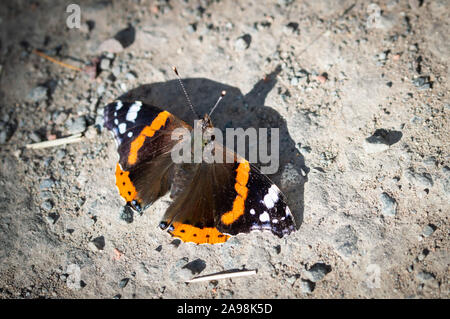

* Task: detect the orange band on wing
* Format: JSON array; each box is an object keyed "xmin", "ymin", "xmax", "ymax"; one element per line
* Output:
[
  {"xmin": 115, "ymin": 163, "xmax": 138, "ymax": 203},
  {"xmin": 169, "ymin": 222, "xmax": 230, "ymax": 244},
  {"xmin": 127, "ymin": 111, "xmax": 171, "ymax": 165},
  {"xmin": 221, "ymin": 160, "xmax": 250, "ymax": 225}
]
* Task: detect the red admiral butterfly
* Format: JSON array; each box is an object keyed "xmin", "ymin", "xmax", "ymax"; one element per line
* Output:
[{"xmin": 104, "ymin": 68, "xmax": 296, "ymax": 244}]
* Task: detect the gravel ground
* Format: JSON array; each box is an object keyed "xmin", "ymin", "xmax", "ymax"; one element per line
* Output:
[{"xmin": 0, "ymin": 0, "xmax": 448, "ymax": 299}]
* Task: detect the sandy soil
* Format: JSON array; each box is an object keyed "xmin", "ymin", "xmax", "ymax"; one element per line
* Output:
[{"xmin": 0, "ymin": 0, "xmax": 448, "ymax": 298}]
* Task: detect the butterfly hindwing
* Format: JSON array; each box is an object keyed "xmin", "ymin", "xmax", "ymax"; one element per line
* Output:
[{"xmin": 159, "ymin": 143, "xmax": 296, "ymax": 244}]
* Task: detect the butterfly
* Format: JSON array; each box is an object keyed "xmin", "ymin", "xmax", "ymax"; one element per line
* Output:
[{"xmin": 103, "ymin": 68, "xmax": 296, "ymax": 244}]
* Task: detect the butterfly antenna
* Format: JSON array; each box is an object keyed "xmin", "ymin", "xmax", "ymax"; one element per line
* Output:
[
  {"xmin": 172, "ymin": 66, "xmax": 201, "ymax": 119},
  {"xmin": 209, "ymin": 90, "xmax": 227, "ymax": 117}
]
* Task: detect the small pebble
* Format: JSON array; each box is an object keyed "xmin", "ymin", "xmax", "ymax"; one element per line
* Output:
[
  {"xmin": 41, "ymin": 200, "xmax": 53, "ymax": 212},
  {"xmin": 39, "ymin": 178, "xmax": 55, "ymax": 190},
  {"xmin": 98, "ymin": 38, "xmax": 124, "ymax": 53},
  {"xmin": 299, "ymin": 279, "xmax": 315, "ymax": 293},
  {"xmin": 304, "ymin": 263, "xmax": 332, "ymax": 282},
  {"xmin": 234, "ymin": 34, "xmax": 251, "ymax": 51},
  {"xmin": 422, "ymin": 224, "xmax": 436, "ymax": 237},
  {"xmin": 90, "ymin": 236, "xmax": 105, "ymax": 250},
  {"xmin": 45, "ymin": 212, "xmax": 59, "ymax": 224},
  {"xmin": 100, "ymin": 58, "xmax": 110, "ymax": 70},
  {"xmin": 66, "ymin": 116, "xmax": 87, "ymax": 134},
  {"xmin": 119, "ymin": 278, "xmax": 129, "ymax": 288},
  {"xmin": 380, "ymin": 192, "xmax": 397, "ymax": 217},
  {"xmin": 27, "ymin": 86, "xmax": 48, "ymax": 102}
]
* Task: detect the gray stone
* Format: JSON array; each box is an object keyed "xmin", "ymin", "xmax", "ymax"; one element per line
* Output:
[
  {"xmin": 299, "ymin": 279, "xmax": 315, "ymax": 293},
  {"xmin": 422, "ymin": 224, "xmax": 436, "ymax": 237},
  {"xmin": 125, "ymin": 71, "xmax": 137, "ymax": 81},
  {"xmin": 98, "ymin": 38, "xmax": 124, "ymax": 54},
  {"xmin": 66, "ymin": 116, "xmax": 87, "ymax": 134},
  {"xmin": 416, "ymin": 271, "xmax": 435, "ymax": 282},
  {"xmin": 45, "ymin": 212, "xmax": 59, "ymax": 224},
  {"xmin": 90, "ymin": 236, "xmax": 105, "ymax": 250},
  {"xmin": 27, "ymin": 86, "xmax": 48, "ymax": 102},
  {"xmin": 39, "ymin": 178, "xmax": 55, "ymax": 190},
  {"xmin": 405, "ymin": 170, "xmax": 434, "ymax": 188},
  {"xmin": 380, "ymin": 192, "xmax": 397, "ymax": 217},
  {"xmin": 182, "ymin": 258, "xmax": 206, "ymax": 275},
  {"xmin": 304, "ymin": 263, "xmax": 332, "ymax": 282},
  {"xmin": 0, "ymin": 130, "xmax": 7, "ymax": 144},
  {"xmin": 112, "ymin": 65, "xmax": 121, "ymax": 78},
  {"xmin": 119, "ymin": 206, "xmax": 134, "ymax": 224},
  {"xmin": 234, "ymin": 34, "xmax": 251, "ymax": 51},
  {"xmin": 334, "ymin": 225, "xmax": 359, "ymax": 256},
  {"xmin": 41, "ymin": 200, "xmax": 53, "ymax": 211},
  {"xmin": 100, "ymin": 58, "xmax": 111, "ymax": 70},
  {"xmin": 29, "ymin": 132, "xmax": 42, "ymax": 143},
  {"xmin": 118, "ymin": 278, "xmax": 129, "ymax": 288}
]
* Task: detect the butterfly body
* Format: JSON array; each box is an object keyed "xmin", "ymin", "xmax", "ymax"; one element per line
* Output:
[{"xmin": 104, "ymin": 100, "xmax": 296, "ymax": 244}]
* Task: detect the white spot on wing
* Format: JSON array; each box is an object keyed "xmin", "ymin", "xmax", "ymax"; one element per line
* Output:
[
  {"xmin": 127, "ymin": 131, "xmax": 133, "ymax": 138},
  {"xmin": 286, "ymin": 206, "xmax": 291, "ymax": 216},
  {"xmin": 250, "ymin": 209, "xmax": 256, "ymax": 215},
  {"xmin": 126, "ymin": 101, "xmax": 142, "ymax": 122},
  {"xmin": 118, "ymin": 123, "xmax": 127, "ymax": 134},
  {"xmin": 115, "ymin": 100, "xmax": 123, "ymax": 110},
  {"xmin": 263, "ymin": 194, "xmax": 274, "ymax": 209},
  {"xmin": 259, "ymin": 211, "xmax": 270, "ymax": 222}
]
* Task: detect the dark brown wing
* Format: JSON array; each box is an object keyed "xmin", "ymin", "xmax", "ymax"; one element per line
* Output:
[
  {"xmin": 159, "ymin": 143, "xmax": 296, "ymax": 244},
  {"xmin": 104, "ymin": 100, "xmax": 191, "ymax": 211}
]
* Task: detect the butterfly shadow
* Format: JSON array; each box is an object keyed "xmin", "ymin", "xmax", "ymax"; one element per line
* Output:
[{"xmin": 118, "ymin": 66, "xmax": 308, "ymax": 230}]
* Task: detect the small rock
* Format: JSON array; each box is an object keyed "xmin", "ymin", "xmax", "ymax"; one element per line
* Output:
[
  {"xmin": 334, "ymin": 225, "xmax": 359, "ymax": 256},
  {"xmin": 380, "ymin": 192, "xmax": 397, "ymax": 217},
  {"xmin": 316, "ymin": 74, "xmax": 327, "ymax": 84},
  {"xmin": 29, "ymin": 132, "xmax": 42, "ymax": 143},
  {"xmin": 304, "ymin": 263, "xmax": 332, "ymax": 282},
  {"xmin": 412, "ymin": 76, "xmax": 432, "ymax": 90},
  {"xmin": 422, "ymin": 224, "xmax": 436, "ymax": 237},
  {"xmin": 55, "ymin": 149, "xmax": 66, "ymax": 161},
  {"xmin": 417, "ymin": 249, "xmax": 430, "ymax": 261},
  {"xmin": 234, "ymin": 34, "xmax": 251, "ymax": 51},
  {"xmin": 45, "ymin": 212, "xmax": 59, "ymax": 224},
  {"xmin": 182, "ymin": 259, "xmax": 206, "ymax": 275},
  {"xmin": 0, "ymin": 131, "xmax": 7, "ymax": 144},
  {"xmin": 416, "ymin": 271, "xmax": 435, "ymax": 282},
  {"xmin": 114, "ymin": 26, "xmax": 136, "ymax": 49},
  {"xmin": 39, "ymin": 178, "xmax": 55, "ymax": 190},
  {"xmin": 119, "ymin": 206, "xmax": 134, "ymax": 223},
  {"xmin": 283, "ymin": 22, "xmax": 299, "ymax": 35},
  {"xmin": 118, "ymin": 278, "xmax": 129, "ymax": 288},
  {"xmin": 65, "ymin": 264, "xmax": 81, "ymax": 290},
  {"xmin": 100, "ymin": 58, "xmax": 110, "ymax": 70},
  {"xmin": 299, "ymin": 279, "xmax": 315, "ymax": 293},
  {"xmin": 405, "ymin": 170, "xmax": 434, "ymax": 188},
  {"xmin": 90, "ymin": 236, "xmax": 105, "ymax": 250},
  {"xmin": 170, "ymin": 239, "xmax": 181, "ymax": 247},
  {"xmin": 290, "ymin": 77, "xmax": 299, "ymax": 86},
  {"xmin": 41, "ymin": 200, "xmax": 53, "ymax": 212},
  {"xmin": 98, "ymin": 38, "xmax": 124, "ymax": 54},
  {"xmin": 27, "ymin": 86, "xmax": 48, "ymax": 102},
  {"xmin": 112, "ymin": 65, "xmax": 121, "ymax": 78},
  {"xmin": 125, "ymin": 71, "xmax": 137, "ymax": 81},
  {"xmin": 66, "ymin": 116, "xmax": 87, "ymax": 134}
]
